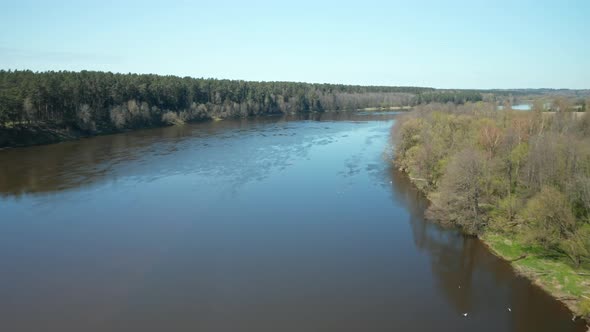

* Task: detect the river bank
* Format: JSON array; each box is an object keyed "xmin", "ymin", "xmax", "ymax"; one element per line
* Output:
[
  {"xmin": 482, "ymin": 233, "xmax": 590, "ymax": 322},
  {"xmin": 0, "ymin": 107, "xmax": 417, "ymax": 149},
  {"xmin": 0, "ymin": 125, "xmax": 84, "ymax": 149},
  {"xmin": 396, "ymin": 167, "xmax": 590, "ymax": 324},
  {"xmin": 359, "ymin": 105, "xmax": 412, "ymax": 111},
  {"xmin": 1, "ymin": 117, "xmax": 233, "ymax": 149},
  {"xmin": 391, "ymin": 103, "xmax": 590, "ymax": 325}
]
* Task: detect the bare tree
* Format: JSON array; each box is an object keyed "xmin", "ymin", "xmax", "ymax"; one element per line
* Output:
[
  {"xmin": 23, "ymin": 97, "xmax": 35, "ymax": 123},
  {"xmin": 479, "ymin": 122, "xmax": 503, "ymax": 158},
  {"xmin": 76, "ymin": 104, "xmax": 95, "ymax": 131},
  {"xmin": 429, "ymin": 148, "xmax": 487, "ymax": 234}
]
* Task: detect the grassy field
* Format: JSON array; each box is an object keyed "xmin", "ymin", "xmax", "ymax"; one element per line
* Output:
[{"xmin": 482, "ymin": 232, "xmax": 590, "ymax": 319}]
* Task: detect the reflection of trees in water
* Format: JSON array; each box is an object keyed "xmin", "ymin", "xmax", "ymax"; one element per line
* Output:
[
  {"xmin": 0, "ymin": 124, "xmax": 197, "ymax": 197},
  {"xmin": 0, "ymin": 111, "xmax": 399, "ymax": 198},
  {"xmin": 388, "ymin": 167, "xmax": 587, "ymax": 331},
  {"xmin": 389, "ymin": 167, "xmax": 495, "ymax": 313}
]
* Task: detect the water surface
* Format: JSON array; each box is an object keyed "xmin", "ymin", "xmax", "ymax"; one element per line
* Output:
[
  {"xmin": 498, "ymin": 104, "xmax": 532, "ymax": 111},
  {"xmin": 0, "ymin": 111, "xmax": 584, "ymax": 331}
]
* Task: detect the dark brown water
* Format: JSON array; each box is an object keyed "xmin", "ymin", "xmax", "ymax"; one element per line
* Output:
[{"xmin": 0, "ymin": 112, "xmax": 585, "ymax": 332}]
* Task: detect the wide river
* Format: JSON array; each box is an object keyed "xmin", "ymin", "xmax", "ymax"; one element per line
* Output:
[{"xmin": 0, "ymin": 111, "xmax": 585, "ymax": 331}]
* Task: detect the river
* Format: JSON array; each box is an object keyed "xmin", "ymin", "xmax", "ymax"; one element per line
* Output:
[{"xmin": 0, "ymin": 111, "xmax": 585, "ymax": 331}]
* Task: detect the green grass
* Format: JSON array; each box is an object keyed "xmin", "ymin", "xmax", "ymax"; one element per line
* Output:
[{"xmin": 482, "ymin": 232, "xmax": 590, "ymax": 317}]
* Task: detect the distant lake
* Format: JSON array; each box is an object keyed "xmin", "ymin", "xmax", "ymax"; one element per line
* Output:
[
  {"xmin": 0, "ymin": 111, "xmax": 584, "ymax": 332},
  {"xmin": 498, "ymin": 104, "xmax": 532, "ymax": 111}
]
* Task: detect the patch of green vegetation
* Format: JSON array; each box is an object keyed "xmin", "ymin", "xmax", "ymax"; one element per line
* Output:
[
  {"xmin": 483, "ymin": 233, "xmax": 524, "ymax": 258},
  {"xmin": 394, "ymin": 103, "xmax": 590, "ymax": 320},
  {"xmin": 580, "ymin": 299, "xmax": 590, "ymax": 317},
  {"xmin": 483, "ymin": 232, "xmax": 590, "ymax": 316}
]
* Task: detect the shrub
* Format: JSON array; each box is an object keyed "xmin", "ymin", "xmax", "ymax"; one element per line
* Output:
[
  {"xmin": 162, "ymin": 111, "xmax": 184, "ymax": 125},
  {"xmin": 522, "ymin": 186, "xmax": 576, "ymax": 248}
]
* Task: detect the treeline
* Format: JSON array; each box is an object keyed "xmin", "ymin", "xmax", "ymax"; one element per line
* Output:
[
  {"xmin": 0, "ymin": 70, "xmax": 435, "ymax": 135},
  {"xmin": 414, "ymin": 90, "xmax": 483, "ymax": 104},
  {"xmin": 394, "ymin": 103, "xmax": 590, "ymax": 267}
]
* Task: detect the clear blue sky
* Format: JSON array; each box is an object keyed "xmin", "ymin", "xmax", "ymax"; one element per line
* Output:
[{"xmin": 1, "ymin": 0, "xmax": 588, "ymax": 89}]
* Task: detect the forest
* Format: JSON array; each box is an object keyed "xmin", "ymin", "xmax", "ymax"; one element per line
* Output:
[
  {"xmin": 393, "ymin": 102, "xmax": 590, "ymax": 317},
  {"xmin": 0, "ymin": 70, "xmax": 491, "ymax": 146}
]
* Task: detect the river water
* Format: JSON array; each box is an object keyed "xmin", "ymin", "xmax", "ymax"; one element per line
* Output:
[{"xmin": 0, "ymin": 111, "xmax": 585, "ymax": 331}]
